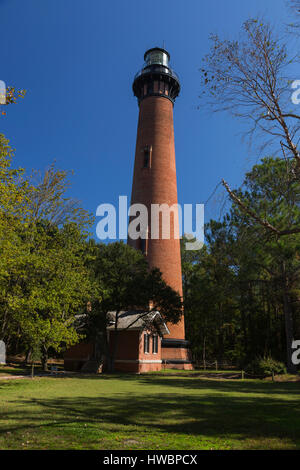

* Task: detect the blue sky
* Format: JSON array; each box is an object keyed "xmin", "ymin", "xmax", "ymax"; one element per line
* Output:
[{"xmin": 0, "ymin": 0, "xmax": 292, "ymax": 239}]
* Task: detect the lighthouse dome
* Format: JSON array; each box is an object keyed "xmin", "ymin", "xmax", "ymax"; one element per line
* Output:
[{"xmin": 144, "ymin": 48, "xmax": 170, "ymax": 67}]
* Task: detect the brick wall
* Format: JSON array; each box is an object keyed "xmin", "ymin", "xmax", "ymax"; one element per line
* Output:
[
  {"xmin": 109, "ymin": 328, "xmax": 163, "ymax": 373},
  {"xmin": 129, "ymin": 95, "xmax": 185, "ymax": 340},
  {"xmin": 109, "ymin": 330, "xmax": 140, "ymax": 360},
  {"xmin": 64, "ymin": 342, "xmax": 94, "ymax": 371}
]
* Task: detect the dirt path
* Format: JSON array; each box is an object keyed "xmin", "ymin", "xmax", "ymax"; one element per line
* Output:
[{"xmin": 0, "ymin": 375, "xmax": 28, "ymax": 380}]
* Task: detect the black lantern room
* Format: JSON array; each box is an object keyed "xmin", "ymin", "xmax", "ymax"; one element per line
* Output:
[{"xmin": 133, "ymin": 47, "xmax": 180, "ymax": 104}]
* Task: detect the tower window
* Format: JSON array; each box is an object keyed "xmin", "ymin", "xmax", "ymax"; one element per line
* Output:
[
  {"xmin": 152, "ymin": 335, "xmax": 158, "ymax": 354},
  {"xmin": 139, "ymin": 227, "xmax": 148, "ymax": 255},
  {"xmin": 140, "ymin": 238, "xmax": 146, "ymax": 254},
  {"xmin": 144, "ymin": 333, "xmax": 150, "ymax": 354},
  {"xmin": 143, "ymin": 146, "xmax": 151, "ymax": 168}
]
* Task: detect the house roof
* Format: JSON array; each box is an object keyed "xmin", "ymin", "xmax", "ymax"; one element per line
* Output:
[{"xmin": 107, "ymin": 310, "xmax": 170, "ymax": 336}]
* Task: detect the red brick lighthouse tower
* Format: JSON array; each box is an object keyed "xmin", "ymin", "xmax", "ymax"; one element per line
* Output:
[{"xmin": 129, "ymin": 47, "xmax": 192, "ymax": 369}]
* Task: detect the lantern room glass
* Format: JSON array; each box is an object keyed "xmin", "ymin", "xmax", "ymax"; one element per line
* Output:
[{"xmin": 144, "ymin": 49, "xmax": 169, "ymax": 67}]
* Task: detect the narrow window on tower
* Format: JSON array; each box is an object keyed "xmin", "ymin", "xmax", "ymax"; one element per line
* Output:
[
  {"xmin": 144, "ymin": 333, "xmax": 150, "ymax": 354},
  {"xmin": 152, "ymin": 335, "xmax": 158, "ymax": 354},
  {"xmin": 143, "ymin": 145, "xmax": 151, "ymax": 168},
  {"xmin": 139, "ymin": 226, "xmax": 148, "ymax": 255},
  {"xmin": 140, "ymin": 237, "xmax": 146, "ymax": 254}
]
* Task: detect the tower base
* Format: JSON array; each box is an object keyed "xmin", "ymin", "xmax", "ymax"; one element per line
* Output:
[{"xmin": 161, "ymin": 338, "xmax": 193, "ymax": 370}]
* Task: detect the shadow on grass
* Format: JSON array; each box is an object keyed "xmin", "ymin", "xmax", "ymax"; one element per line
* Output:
[
  {"xmin": 137, "ymin": 375, "xmax": 300, "ymax": 395},
  {"xmin": 43, "ymin": 372, "xmax": 300, "ymax": 395},
  {"xmin": 1, "ymin": 379, "xmax": 300, "ymax": 447}
]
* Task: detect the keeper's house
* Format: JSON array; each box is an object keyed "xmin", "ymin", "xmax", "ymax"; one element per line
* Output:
[
  {"xmin": 64, "ymin": 310, "xmax": 170, "ymax": 373},
  {"xmin": 107, "ymin": 310, "xmax": 170, "ymax": 373}
]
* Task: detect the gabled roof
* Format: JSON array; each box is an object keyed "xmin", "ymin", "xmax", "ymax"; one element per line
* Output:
[{"xmin": 107, "ymin": 310, "xmax": 170, "ymax": 336}]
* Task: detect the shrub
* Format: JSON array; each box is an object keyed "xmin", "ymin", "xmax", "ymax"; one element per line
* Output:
[{"xmin": 245, "ymin": 356, "xmax": 286, "ymax": 377}]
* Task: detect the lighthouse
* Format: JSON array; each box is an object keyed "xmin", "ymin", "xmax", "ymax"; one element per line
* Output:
[
  {"xmin": 64, "ymin": 48, "xmax": 192, "ymax": 373},
  {"xmin": 129, "ymin": 47, "xmax": 192, "ymax": 369}
]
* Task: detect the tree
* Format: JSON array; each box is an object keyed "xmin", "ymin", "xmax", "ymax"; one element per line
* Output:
[
  {"xmin": 19, "ymin": 222, "xmax": 92, "ymax": 371},
  {"xmin": 0, "ymin": 137, "xmax": 94, "ymax": 368},
  {"xmin": 288, "ymin": 0, "xmax": 300, "ymax": 35},
  {"xmin": 228, "ymin": 158, "xmax": 300, "ymax": 372},
  {"xmin": 182, "ymin": 230, "xmax": 240, "ymax": 366},
  {"xmin": 28, "ymin": 163, "xmax": 91, "ymax": 228},
  {"xmin": 0, "ymin": 87, "xmax": 26, "ymax": 116},
  {"xmin": 182, "ymin": 158, "xmax": 300, "ymax": 372},
  {"xmin": 200, "ymin": 19, "xmax": 299, "ymax": 165},
  {"xmin": 87, "ymin": 241, "xmax": 183, "ymax": 372},
  {"xmin": 30, "ymin": 343, "xmax": 42, "ymax": 379},
  {"xmin": 181, "ymin": 234, "xmax": 203, "ymax": 300},
  {"xmin": 222, "ymin": 152, "xmax": 300, "ymax": 237},
  {"xmin": 0, "ymin": 134, "xmax": 32, "ymax": 346},
  {"xmin": 200, "ymin": 18, "xmax": 300, "ymax": 237},
  {"xmin": 21, "ymin": 164, "xmax": 93, "ymax": 370}
]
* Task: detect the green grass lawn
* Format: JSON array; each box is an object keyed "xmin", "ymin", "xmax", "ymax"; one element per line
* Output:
[{"xmin": 0, "ymin": 372, "xmax": 299, "ymax": 450}]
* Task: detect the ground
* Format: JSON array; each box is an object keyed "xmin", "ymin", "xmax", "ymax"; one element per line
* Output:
[{"xmin": 0, "ymin": 366, "xmax": 299, "ymax": 450}]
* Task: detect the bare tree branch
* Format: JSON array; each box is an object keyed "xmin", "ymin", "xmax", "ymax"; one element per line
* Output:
[
  {"xmin": 222, "ymin": 178, "xmax": 300, "ymax": 236},
  {"xmin": 200, "ymin": 19, "xmax": 300, "ymax": 166}
]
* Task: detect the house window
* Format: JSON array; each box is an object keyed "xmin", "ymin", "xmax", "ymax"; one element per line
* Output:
[
  {"xmin": 144, "ymin": 333, "xmax": 150, "ymax": 353},
  {"xmin": 152, "ymin": 335, "xmax": 158, "ymax": 354}
]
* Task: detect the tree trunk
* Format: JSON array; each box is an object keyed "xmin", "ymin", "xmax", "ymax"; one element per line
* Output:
[
  {"xmin": 41, "ymin": 346, "xmax": 48, "ymax": 372},
  {"xmin": 281, "ymin": 263, "xmax": 297, "ymax": 373},
  {"xmin": 1, "ymin": 309, "xmax": 8, "ymax": 335},
  {"xmin": 240, "ymin": 291, "xmax": 248, "ymax": 359},
  {"xmin": 14, "ymin": 327, "xmax": 21, "ymax": 353},
  {"xmin": 264, "ymin": 285, "xmax": 271, "ymax": 356},
  {"xmin": 94, "ymin": 331, "xmax": 107, "ymax": 372},
  {"xmin": 203, "ymin": 336, "xmax": 206, "ymax": 370},
  {"xmin": 217, "ymin": 304, "xmax": 224, "ymax": 365},
  {"xmin": 282, "ymin": 292, "xmax": 297, "ymax": 373},
  {"xmin": 108, "ymin": 313, "xmax": 120, "ymax": 373},
  {"xmin": 24, "ymin": 348, "xmax": 32, "ymax": 364},
  {"xmin": 110, "ymin": 330, "xmax": 119, "ymax": 373}
]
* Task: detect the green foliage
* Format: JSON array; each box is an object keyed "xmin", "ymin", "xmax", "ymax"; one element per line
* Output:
[
  {"xmin": 0, "ymin": 133, "xmax": 182, "ymax": 370},
  {"xmin": 0, "ymin": 134, "xmax": 93, "ymax": 369},
  {"xmin": 246, "ymin": 356, "xmax": 287, "ymax": 377},
  {"xmin": 86, "ymin": 240, "xmax": 182, "ymax": 371},
  {"xmin": 0, "ymin": 87, "xmax": 26, "ymax": 116},
  {"xmin": 30, "ymin": 343, "xmax": 42, "ymax": 363},
  {"xmin": 87, "ymin": 241, "xmax": 182, "ymax": 325},
  {"xmin": 183, "ymin": 157, "xmax": 300, "ymax": 370}
]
